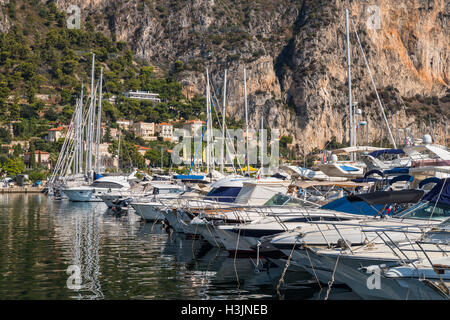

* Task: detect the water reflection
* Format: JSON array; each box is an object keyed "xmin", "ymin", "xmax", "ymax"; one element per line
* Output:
[{"xmin": 0, "ymin": 194, "xmax": 358, "ymax": 300}]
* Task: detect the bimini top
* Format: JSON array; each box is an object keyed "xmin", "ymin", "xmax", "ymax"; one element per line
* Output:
[
  {"xmin": 384, "ymin": 167, "xmax": 410, "ymax": 175},
  {"xmin": 421, "ymin": 178, "xmax": 450, "ymax": 206},
  {"xmin": 205, "ymin": 176, "xmax": 252, "ymax": 203},
  {"xmin": 321, "ymin": 195, "xmax": 383, "ymax": 216},
  {"xmin": 173, "ymin": 174, "xmax": 205, "ymax": 180},
  {"xmin": 347, "ymin": 189, "xmax": 425, "ymax": 205},
  {"xmin": 332, "ymin": 146, "xmax": 384, "ymax": 155},
  {"xmin": 368, "ymin": 149, "xmax": 405, "ymax": 158}
]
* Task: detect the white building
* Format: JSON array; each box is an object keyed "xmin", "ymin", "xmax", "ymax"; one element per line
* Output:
[
  {"xmin": 101, "ymin": 126, "xmax": 119, "ymax": 139},
  {"xmin": 133, "ymin": 122, "xmax": 156, "ymax": 140},
  {"xmin": 116, "ymin": 119, "xmax": 133, "ymax": 131},
  {"xmin": 184, "ymin": 120, "xmax": 205, "ymax": 137},
  {"xmin": 47, "ymin": 126, "xmax": 65, "ymax": 142},
  {"xmin": 123, "ymin": 91, "xmax": 161, "ymax": 103},
  {"xmin": 157, "ymin": 122, "xmax": 175, "ymax": 141}
]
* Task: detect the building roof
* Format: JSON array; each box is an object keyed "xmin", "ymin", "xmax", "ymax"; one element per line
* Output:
[
  {"xmin": 186, "ymin": 119, "xmax": 205, "ymax": 124},
  {"xmin": 25, "ymin": 150, "xmax": 50, "ymax": 155},
  {"xmin": 49, "ymin": 126, "xmax": 64, "ymax": 131},
  {"xmin": 134, "ymin": 145, "xmax": 151, "ymax": 150},
  {"xmin": 136, "ymin": 121, "xmax": 154, "ymax": 125},
  {"xmin": 159, "ymin": 122, "xmax": 172, "ymax": 126}
]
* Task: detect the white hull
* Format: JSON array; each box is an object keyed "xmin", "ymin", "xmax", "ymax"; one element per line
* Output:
[
  {"xmin": 318, "ymin": 163, "xmax": 364, "ymax": 178},
  {"xmin": 61, "ymin": 188, "xmax": 104, "ymax": 202},
  {"xmin": 131, "ymin": 202, "xmax": 165, "ymax": 221}
]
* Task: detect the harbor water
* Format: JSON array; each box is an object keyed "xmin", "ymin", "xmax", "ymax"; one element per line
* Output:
[{"xmin": 0, "ymin": 194, "xmax": 360, "ymax": 300}]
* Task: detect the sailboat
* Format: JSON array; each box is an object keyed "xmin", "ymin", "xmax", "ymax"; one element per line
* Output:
[
  {"xmin": 318, "ymin": 9, "xmax": 399, "ymax": 180},
  {"xmin": 58, "ymin": 54, "xmax": 135, "ymax": 202}
]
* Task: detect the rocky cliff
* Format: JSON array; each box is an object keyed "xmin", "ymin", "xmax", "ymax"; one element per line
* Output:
[{"xmin": 49, "ymin": 0, "xmax": 449, "ymax": 152}]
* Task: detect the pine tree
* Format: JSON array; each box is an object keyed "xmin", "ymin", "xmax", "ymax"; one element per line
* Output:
[{"xmin": 29, "ymin": 143, "xmax": 36, "ymax": 169}]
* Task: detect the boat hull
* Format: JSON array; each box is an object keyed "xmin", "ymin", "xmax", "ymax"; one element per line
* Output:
[
  {"xmin": 131, "ymin": 202, "xmax": 165, "ymax": 221},
  {"xmin": 61, "ymin": 188, "xmax": 104, "ymax": 202}
]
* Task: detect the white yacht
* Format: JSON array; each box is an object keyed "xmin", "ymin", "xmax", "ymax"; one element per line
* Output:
[
  {"xmin": 172, "ymin": 177, "xmax": 292, "ymax": 235},
  {"xmin": 269, "ymin": 179, "xmax": 450, "ymax": 284},
  {"xmin": 307, "ymin": 219, "xmax": 449, "ymax": 300},
  {"xmin": 130, "ymin": 184, "xmax": 186, "ymax": 220},
  {"xmin": 61, "ymin": 174, "xmax": 134, "ymax": 202},
  {"xmin": 317, "ymin": 146, "xmax": 383, "ymax": 179}
]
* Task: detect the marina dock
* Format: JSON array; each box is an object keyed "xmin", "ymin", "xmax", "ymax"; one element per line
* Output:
[{"xmin": 0, "ymin": 186, "xmax": 44, "ymax": 193}]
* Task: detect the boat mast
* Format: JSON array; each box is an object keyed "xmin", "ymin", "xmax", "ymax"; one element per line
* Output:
[
  {"xmin": 73, "ymin": 98, "xmax": 79, "ymax": 175},
  {"xmin": 345, "ymin": 9, "xmax": 354, "ymax": 160},
  {"xmin": 221, "ymin": 69, "xmax": 227, "ymax": 173},
  {"xmin": 260, "ymin": 116, "xmax": 263, "ymax": 173},
  {"xmin": 350, "ymin": 17, "xmax": 397, "ymax": 149},
  {"xmin": 91, "ymin": 81, "xmax": 97, "ymax": 173},
  {"xmin": 94, "ymin": 67, "xmax": 103, "ymax": 173},
  {"xmin": 206, "ymin": 68, "xmax": 211, "ymax": 175},
  {"xmin": 244, "ymin": 68, "xmax": 250, "ymax": 175},
  {"xmin": 79, "ymin": 84, "xmax": 84, "ymax": 174},
  {"xmin": 86, "ymin": 53, "xmax": 95, "ymax": 179},
  {"xmin": 117, "ymin": 129, "xmax": 121, "ymax": 171}
]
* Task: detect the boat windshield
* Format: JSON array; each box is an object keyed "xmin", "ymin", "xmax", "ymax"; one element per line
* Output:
[
  {"xmin": 263, "ymin": 194, "xmax": 305, "ymax": 207},
  {"xmin": 90, "ymin": 181, "xmax": 124, "ymax": 189},
  {"xmin": 153, "ymin": 187, "xmax": 183, "ymax": 195},
  {"xmin": 264, "ymin": 194, "xmax": 291, "ymax": 206},
  {"xmin": 395, "ymin": 201, "xmax": 450, "ymax": 221},
  {"xmin": 169, "ymin": 188, "xmax": 184, "ymax": 194},
  {"xmin": 438, "ymin": 217, "xmax": 450, "ymax": 231}
]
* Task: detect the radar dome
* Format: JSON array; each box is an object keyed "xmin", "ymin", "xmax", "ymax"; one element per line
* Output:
[{"xmin": 422, "ymin": 134, "xmax": 432, "ymax": 144}]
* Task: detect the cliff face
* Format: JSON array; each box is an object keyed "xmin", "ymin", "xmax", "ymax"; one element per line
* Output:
[
  {"xmin": 50, "ymin": 0, "xmax": 449, "ymax": 151},
  {"xmin": 0, "ymin": 0, "xmax": 10, "ymax": 33}
]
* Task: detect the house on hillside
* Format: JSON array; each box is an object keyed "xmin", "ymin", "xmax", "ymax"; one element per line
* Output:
[
  {"xmin": 101, "ymin": 126, "xmax": 119, "ymax": 140},
  {"xmin": 135, "ymin": 145, "xmax": 151, "ymax": 157},
  {"xmin": 156, "ymin": 122, "xmax": 176, "ymax": 142},
  {"xmin": 117, "ymin": 119, "xmax": 133, "ymax": 130},
  {"xmin": 46, "ymin": 126, "xmax": 66, "ymax": 142},
  {"xmin": 184, "ymin": 120, "xmax": 205, "ymax": 137},
  {"xmin": 122, "ymin": 91, "xmax": 161, "ymax": 103},
  {"xmin": 133, "ymin": 122, "xmax": 157, "ymax": 141},
  {"xmin": 24, "ymin": 150, "xmax": 50, "ymax": 169}
]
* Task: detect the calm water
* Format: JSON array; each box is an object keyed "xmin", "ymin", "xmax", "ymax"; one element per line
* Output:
[{"xmin": 0, "ymin": 194, "xmax": 359, "ymax": 300}]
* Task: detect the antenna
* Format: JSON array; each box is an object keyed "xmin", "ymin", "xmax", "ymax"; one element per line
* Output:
[
  {"xmin": 221, "ymin": 69, "xmax": 227, "ymax": 173},
  {"xmin": 345, "ymin": 9, "xmax": 354, "ymax": 160},
  {"xmin": 244, "ymin": 68, "xmax": 250, "ymax": 175}
]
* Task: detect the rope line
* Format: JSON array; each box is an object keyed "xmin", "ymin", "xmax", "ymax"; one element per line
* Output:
[{"xmin": 324, "ymin": 251, "xmax": 341, "ymax": 300}]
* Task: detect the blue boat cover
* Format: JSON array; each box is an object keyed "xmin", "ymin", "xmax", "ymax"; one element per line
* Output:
[
  {"xmin": 421, "ymin": 179, "xmax": 450, "ymax": 206},
  {"xmin": 94, "ymin": 172, "xmax": 103, "ymax": 180},
  {"xmin": 206, "ymin": 187, "xmax": 242, "ymax": 203},
  {"xmin": 419, "ymin": 177, "xmax": 441, "ymax": 189},
  {"xmin": 364, "ymin": 169, "xmax": 384, "ymax": 178},
  {"xmin": 340, "ymin": 165, "xmax": 359, "ymax": 172},
  {"xmin": 173, "ymin": 174, "xmax": 205, "ymax": 180},
  {"xmin": 348, "ymin": 189, "xmax": 424, "ymax": 205},
  {"xmin": 352, "ymin": 177, "xmax": 379, "ymax": 183},
  {"xmin": 388, "ymin": 175, "xmax": 413, "ymax": 185},
  {"xmin": 384, "ymin": 167, "xmax": 410, "ymax": 175},
  {"xmin": 369, "ymin": 149, "xmax": 405, "ymax": 158},
  {"xmin": 321, "ymin": 196, "xmax": 383, "ymax": 216}
]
